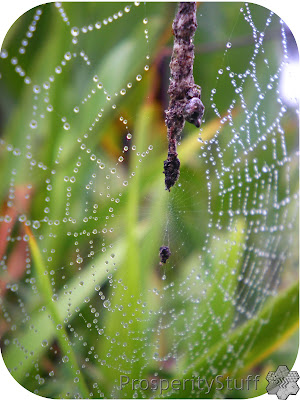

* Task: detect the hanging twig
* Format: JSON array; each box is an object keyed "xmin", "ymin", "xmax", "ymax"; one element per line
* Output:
[
  {"xmin": 159, "ymin": 2, "xmax": 204, "ymax": 266},
  {"xmin": 163, "ymin": 2, "xmax": 204, "ymax": 191}
]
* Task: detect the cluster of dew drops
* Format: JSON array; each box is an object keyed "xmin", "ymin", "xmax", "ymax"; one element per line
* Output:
[
  {"xmin": 0, "ymin": 3, "xmax": 298, "ymax": 399},
  {"xmin": 167, "ymin": 0, "xmax": 298, "ymax": 332},
  {"xmin": 0, "ymin": 5, "xmax": 158, "ymax": 396},
  {"xmin": 0, "ymin": 1, "xmax": 153, "ymax": 228},
  {"xmin": 198, "ymin": 3, "xmax": 292, "ymax": 207},
  {"xmin": 0, "ymin": 1, "xmax": 157, "ymax": 310}
]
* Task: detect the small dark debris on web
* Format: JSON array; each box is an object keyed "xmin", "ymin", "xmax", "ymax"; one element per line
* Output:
[{"xmin": 159, "ymin": 246, "xmax": 171, "ymax": 265}]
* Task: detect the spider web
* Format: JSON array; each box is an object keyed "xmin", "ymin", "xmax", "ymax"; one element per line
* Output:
[{"xmin": 0, "ymin": 2, "xmax": 298, "ymax": 399}]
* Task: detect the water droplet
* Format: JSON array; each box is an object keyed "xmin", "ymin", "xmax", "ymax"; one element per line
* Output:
[
  {"xmin": 32, "ymin": 220, "xmax": 40, "ymax": 229},
  {"xmin": 41, "ymin": 340, "xmax": 48, "ymax": 347},
  {"xmin": 0, "ymin": 49, "xmax": 8, "ymax": 59},
  {"xmin": 52, "ymin": 294, "xmax": 59, "ymax": 302},
  {"xmin": 64, "ymin": 52, "xmax": 72, "ymax": 61},
  {"xmin": 71, "ymin": 27, "xmax": 80, "ymax": 36},
  {"xmin": 136, "ymin": 75, "xmax": 142, "ymax": 81},
  {"xmin": 11, "ymin": 284, "xmax": 19, "ymax": 292},
  {"xmin": 103, "ymin": 300, "xmax": 111, "ymax": 308},
  {"xmin": 33, "ymin": 85, "xmax": 41, "ymax": 93},
  {"xmin": 30, "ymin": 120, "xmax": 38, "ymax": 129}
]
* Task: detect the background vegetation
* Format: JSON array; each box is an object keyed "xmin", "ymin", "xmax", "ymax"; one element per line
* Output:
[{"xmin": 0, "ymin": 2, "xmax": 298, "ymax": 399}]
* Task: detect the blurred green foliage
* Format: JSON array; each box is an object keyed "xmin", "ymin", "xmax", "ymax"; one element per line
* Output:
[{"xmin": 0, "ymin": 2, "xmax": 298, "ymax": 399}]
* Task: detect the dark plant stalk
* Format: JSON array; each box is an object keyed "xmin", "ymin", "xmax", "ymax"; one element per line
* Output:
[{"xmin": 163, "ymin": 2, "xmax": 204, "ymax": 191}]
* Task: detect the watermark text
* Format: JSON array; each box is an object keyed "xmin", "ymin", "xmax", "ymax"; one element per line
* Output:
[{"xmin": 119, "ymin": 374, "xmax": 260, "ymax": 395}]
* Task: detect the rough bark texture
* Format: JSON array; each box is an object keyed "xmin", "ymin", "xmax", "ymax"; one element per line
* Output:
[{"xmin": 163, "ymin": 2, "xmax": 204, "ymax": 191}]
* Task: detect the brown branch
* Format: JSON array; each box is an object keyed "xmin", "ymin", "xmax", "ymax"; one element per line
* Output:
[{"xmin": 163, "ymin": 2, "xmax": 204, "ymax": 191}]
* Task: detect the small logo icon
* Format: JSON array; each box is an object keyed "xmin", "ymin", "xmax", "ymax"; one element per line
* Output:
[{"xmin": 266, "ymin": 365, "xmax": 299, "ymax": 400}]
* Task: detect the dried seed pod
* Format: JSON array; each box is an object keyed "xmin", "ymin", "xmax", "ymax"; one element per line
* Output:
[
  {"xmin": 163, "ymin": 153, "xmax": 180, "ymax": 192},
  {"xmin": 163, "ymin": 2, "xmax": 204, "ymax": 191}
]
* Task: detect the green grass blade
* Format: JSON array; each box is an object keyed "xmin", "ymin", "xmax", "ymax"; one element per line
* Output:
[
  {"xmin": 3, "ymin": 225, "xmax": 125, "ymax": 393},
  {"xmin": 24, "ymin": 227, "xmax": 90, "ymax": 398}
]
